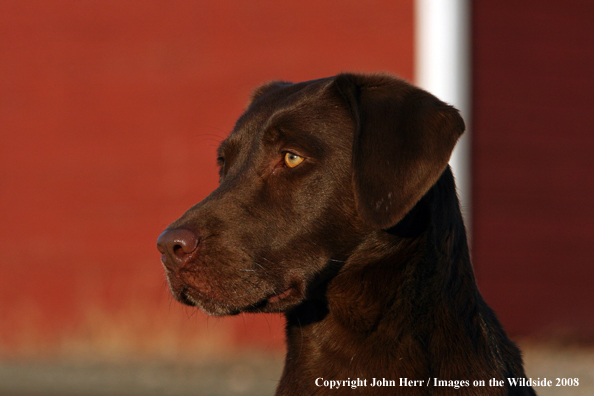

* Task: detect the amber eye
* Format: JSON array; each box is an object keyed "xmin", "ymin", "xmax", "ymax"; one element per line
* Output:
[{"xmin": 284, "ymin": 152, "xmax": 305, "ymax": 168}]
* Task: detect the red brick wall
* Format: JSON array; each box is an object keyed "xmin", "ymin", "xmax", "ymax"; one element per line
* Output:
[
  {"xmin": 472, "ymin": 1, "xmax": 594, "ymax": 338},
  {"xmin": 0, "ymin": 0, "xmax": 414, "ymax": 357}
]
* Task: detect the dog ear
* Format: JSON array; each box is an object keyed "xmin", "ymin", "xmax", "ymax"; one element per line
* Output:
[
  {"xmin": 333, "ymin": 73, "xmax": 465, "ymax": 229},
  {"xmin": 247, "ymin": 80, "xmax": 292, "ymax": 107}
]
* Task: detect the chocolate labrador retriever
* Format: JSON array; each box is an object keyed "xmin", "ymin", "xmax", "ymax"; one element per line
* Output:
[{"xmin": 157, "ymin": 73, "xmax": 536, "ymax": 395}]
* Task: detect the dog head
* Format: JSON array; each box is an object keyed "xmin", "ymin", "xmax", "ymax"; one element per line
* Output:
[{"xmin": 157, "ymin": 73, "xmax": 464, "ymax": 316}]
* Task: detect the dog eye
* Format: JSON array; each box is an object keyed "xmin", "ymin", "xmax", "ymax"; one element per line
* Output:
[{"xmin": 284, "ymin": 152, "xmax": 304, "ymax": 168}]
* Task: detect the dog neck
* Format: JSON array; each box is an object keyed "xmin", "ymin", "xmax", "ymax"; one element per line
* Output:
[{"xmin": 279, "ymin": 168, "xmax": 505, "ymax": 393}]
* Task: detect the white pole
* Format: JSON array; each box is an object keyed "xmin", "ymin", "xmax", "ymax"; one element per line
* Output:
[{"xmin": 415, "ymin": 0, "xmax": 472, "ymax": 232}]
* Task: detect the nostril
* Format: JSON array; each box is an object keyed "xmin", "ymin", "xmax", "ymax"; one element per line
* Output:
[
  {"xmin": 173, "ymin": 243, "xmax": 186, "ymax": 258},
  {"xmin": 157, "ymin": 228, "xmax": 200, "ymax": 264}
]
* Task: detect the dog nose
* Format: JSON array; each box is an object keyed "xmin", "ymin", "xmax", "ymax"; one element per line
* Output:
[{"xmin": 157, "ymin": 228, "xmax": 200, "ymax": 268}]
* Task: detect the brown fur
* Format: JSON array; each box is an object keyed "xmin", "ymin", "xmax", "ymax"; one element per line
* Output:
[{"xmin": 157, "ymin": 73, "xmax": 536, "ymax": 395}]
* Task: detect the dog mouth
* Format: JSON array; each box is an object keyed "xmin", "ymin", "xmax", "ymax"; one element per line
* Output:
[
  {"xmin": 241, "ymin": 283, "xmax": 302, "ymax": 313},
  {"xmin": 267, "ymin": 286, "xmax": 294, "ymax": 304},
  {"xmin": 173, "ymin": 281, "xmax": 303, "ymax": 316},
  {"xmin": 178, "ymin": 287, "xmax": 200, "ymax": 306}
]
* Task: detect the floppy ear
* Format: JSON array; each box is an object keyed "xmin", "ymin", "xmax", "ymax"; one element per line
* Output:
[{"xmin": 334, "ymin": 73, "xmax": 465, "ymax": 229}]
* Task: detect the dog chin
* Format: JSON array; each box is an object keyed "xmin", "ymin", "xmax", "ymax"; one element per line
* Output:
[{"xmin": 176, "ymin": 289, "xmax": 241, "ymax": 316}]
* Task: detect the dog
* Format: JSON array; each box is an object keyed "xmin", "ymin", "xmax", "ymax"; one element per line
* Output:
[{"xmin": 157, "ymin": 73, "xmax": 536, "ymax": 395}]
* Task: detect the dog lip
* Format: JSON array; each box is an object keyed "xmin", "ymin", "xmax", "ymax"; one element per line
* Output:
[
  {"xmin": 178, "ymin": 287, "xmax": 198, "ymax": 306},
  {"xmin": 268, "ymin": 287, "xmax": 294, "ymax": 304}
]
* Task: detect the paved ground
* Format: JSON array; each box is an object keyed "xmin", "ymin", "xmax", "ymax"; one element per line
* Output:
[
  {"xmin": 521, "ymin": 344, "xmax": 594, "ymax": 396},
  {"xmin": 0, "ymin": 356, "xmax": 283, "ymax": 396},
  {"xmin": 0, "ymin": 344, "xmax": 592, "ymax": 395}
]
